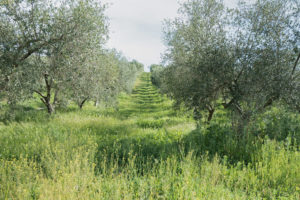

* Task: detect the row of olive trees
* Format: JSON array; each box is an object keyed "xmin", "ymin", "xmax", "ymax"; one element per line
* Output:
[
  {"xmin": 0, "ymin": 0, "xmax": 143, "ymax": 114},
  {"xmin": 153, "ymin": 0, "xmax": 300, "ymax": 135}
]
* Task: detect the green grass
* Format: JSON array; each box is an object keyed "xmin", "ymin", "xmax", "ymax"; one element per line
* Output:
[{"xmin": 0, "ymin": 73, "xmax": 299, "ymax": 199}]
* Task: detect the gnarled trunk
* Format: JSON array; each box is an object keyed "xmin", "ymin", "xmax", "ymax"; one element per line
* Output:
[
  {"xmin": 45, "ymin": 101, "xmax": 54, "ymax": 114},
  {"xmin": 34, "ymin": 74, "xmax": 55, "ymax": 114},
  {"xmin": 207, "ymin": 108, "xmax": 215, "ymax": 123},
  {"xmin": 79, "ymin": 97, "xmax": 89, "ymax": 109}
]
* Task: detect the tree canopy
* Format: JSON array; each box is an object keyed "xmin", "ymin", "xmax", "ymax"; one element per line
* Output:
[{"xmin": 156, "ymin": 0, "xmax": 300, "ymax": 133}]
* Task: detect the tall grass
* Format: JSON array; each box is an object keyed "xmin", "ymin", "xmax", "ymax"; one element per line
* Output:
[{"xmin": 0, "ymin": 73, "xmax": 299, "ymax": 199}]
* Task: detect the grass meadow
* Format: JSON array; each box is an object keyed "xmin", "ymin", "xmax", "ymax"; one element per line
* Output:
[{"xmin": 0, "ymin": 73, "xmax": 299, "ymax": 199}]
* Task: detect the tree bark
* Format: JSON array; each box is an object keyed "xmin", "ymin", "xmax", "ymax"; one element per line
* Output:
[
  {"xmin": 44, "ymin": 74, "xmax": 54, "ymax": 114},
  {"xmin": 94, "ymin": 99, "xmax": 99, "ymax": 107},
  {"xmin": 53, "ymin": 89, "xmax": 59, "ymax": 107},
  {"xmin": 45, "ymin": 101, "xmax": 54, "ymax": 114},
  {"xmin": 37, "ymin": 95, "xmax": 54, "ymax": 114},
  {"xmin": 79, "ymin": 97, "xmax": 89, "ymax": 109},
  {"xmin": 34, "ymin": 74, "xmax": 54, "ymax": 114},
  {"xmin": 207, "ymin": 108, "xmax": 215, "ymax": 123}
]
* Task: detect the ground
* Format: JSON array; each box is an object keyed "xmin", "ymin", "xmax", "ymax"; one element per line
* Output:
[{"xmin": 0, "ymin": 73, "xmax": 299, "ymax": 199}]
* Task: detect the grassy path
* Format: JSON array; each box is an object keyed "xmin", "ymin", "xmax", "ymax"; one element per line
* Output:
[{"xmin": 119, "ymin": 72, "xmax": 174, "ymax": 117}]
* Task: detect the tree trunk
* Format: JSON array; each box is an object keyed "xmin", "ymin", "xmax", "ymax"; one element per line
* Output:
[
  {"xmin": 34, "ymin": 74, "xmax": 54, "ymax": 114},
  {"xmin": 53, "ymin": 89, "xmax": 59, "ymax": 107},
  {"xmin": 44, "ymin": 74, "xmax": 54, "ymax": 114},
  {"xmin": 94, "ymin": 99, "xmax": 99, "ymax": 107},
  {"xmin": 207, "ymin": 108, "xmax": 215, "ymax": 123},
  {"xmin": 79, "ymin": 97, "xmax": 89, "ymax": 109},
  {"xmin": 45, "ymin": 100, "xmax": 54, "ymax": 114},
  {"xmin": 38, "ymin": 95, "xmax": 54, "ymax": 114}
]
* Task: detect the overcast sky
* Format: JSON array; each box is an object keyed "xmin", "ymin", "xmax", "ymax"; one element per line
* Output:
[{"xmin": 103, "ymin": 0, "xmax": 238, "ymax": 71}]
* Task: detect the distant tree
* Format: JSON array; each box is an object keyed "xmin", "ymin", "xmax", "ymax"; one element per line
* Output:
[
  {"xmin": 82, "ymin": 49, "xmax": 120, "ymax": 109},
  {"xmin": 69, "ymin": 49, "xmax": 144, "ymax": 110},
  {"xmin": 118, "ymin": 55, "xmax": 144, "ymax": 94},
  {"xmin": 150, "ymin": 64, "xmax": 164, "ymax": 88}
]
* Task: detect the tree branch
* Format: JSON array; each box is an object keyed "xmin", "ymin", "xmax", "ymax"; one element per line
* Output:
[
  {"xmin": 262, "ymin": 95, "xmax": 279, "ymax": 109},
  {"xmin": 44, "ymin": 73, "xmax": 51, "ymax": 99},
  {"xmin": 222, "ymin": 98, "xmax": 235, "ymax": 109},
  {"xmin": 13, "ymin": 34, "xmax": 65, "ymax": 68},
  {"xmin": 33, "ymin": 89, "xmax": 46, "ymax": 99}
]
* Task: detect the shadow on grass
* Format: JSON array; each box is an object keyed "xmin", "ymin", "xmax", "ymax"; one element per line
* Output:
[
  {"xmin": 94, "ymin": 125, "xmax": 240, "ymax": 174},
  {"xmin": 94, "ymin": 118, "xmax": 300, "ymax": 174},
  {"xmin": 0, "ymin": 104, "xmax": 50, "ymax": 124},
  {"xmin": 94, "ymin": 133, "xmax": 182, "ymax": 174}
]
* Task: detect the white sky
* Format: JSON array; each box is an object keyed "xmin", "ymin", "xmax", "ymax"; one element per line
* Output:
[{"xmin": 103, "ymin": 0, "xmax": 239, "ymax": 71}]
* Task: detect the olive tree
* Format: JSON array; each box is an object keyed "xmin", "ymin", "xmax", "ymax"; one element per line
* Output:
[
  {"xmin": 150, "ymin": 64, "xmax": 164, "ymax": 88},
  {"xmin": 162, "ymin": 0, "xmax": 231, "ymax": 122},
  {"xmin": 0, "ymin": 0, "xmax": 108, "ymax": 114},
  {"xmin": 70, "ymin": 49, "xmax": 120, "ymax": 109},
  {"xmin": 69, "ymin": 49, "xmax": 143, "ymax": 110},
  {"xmin": 118, "ymin": 57, "xmax": 144, "ymax": 94},
  {"xmin": 0, "ymin": 0, "xmax": 87, "ymax": 97},
  {"xmin": 162, "ymin": 0, "xmax": 300, "ymax": 134},
  {"xmin": 224, "ymin": 0, "xmax": 300, "ymax": 132}
]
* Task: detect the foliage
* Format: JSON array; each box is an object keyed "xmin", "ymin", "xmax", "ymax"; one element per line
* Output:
[
  {"xmin": 150, "ymin": 64, "xmax": 164, "ymax": 88},
  {"xmin": 160, "ymin": 0, "xmax": 300, "ymax": 134},
  {"xmin": 0, "ymin": 0, "xmax": 108, "ymax": 113},
  {"xmin": 118, "ymin": 56, "xmax": 144, "ymax": 94}
]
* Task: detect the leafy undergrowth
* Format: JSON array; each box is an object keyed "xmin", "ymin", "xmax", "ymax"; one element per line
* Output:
[{"xmin": 0, "ymin": 73, "xmax": 300, "ymax": 199}]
